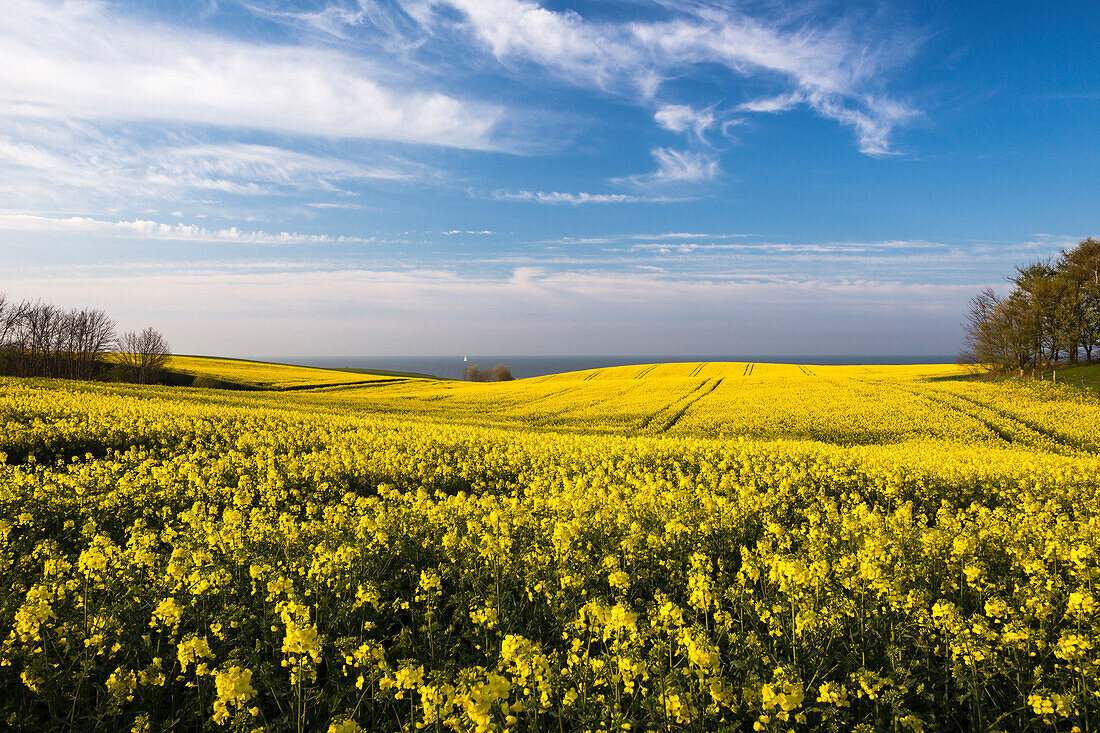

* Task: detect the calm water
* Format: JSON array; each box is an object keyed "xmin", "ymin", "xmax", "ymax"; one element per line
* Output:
[{"xmin": 269, "ymin": 355, "xmax": 958, "ymax": 380}]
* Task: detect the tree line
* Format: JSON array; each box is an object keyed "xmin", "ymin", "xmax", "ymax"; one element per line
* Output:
[
  {"xmin": 0, "ymin": 293, "xmax": 171, "ymax": 383},
  {"xmin": 961, "ymin": 238, "xmax": 1100, "ymax": 373},
  {"xmin": 462, "ymin": 363, "xmax": 514, "ymax": 382}
]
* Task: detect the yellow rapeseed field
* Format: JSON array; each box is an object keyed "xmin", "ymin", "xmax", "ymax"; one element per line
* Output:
[
  {"xmin": 165, "ymin": 356, "xmax": 409, "ymax": 390},
  {"xmin": 2, "ymin": 362, "xmax": 1099, "ymax": 731}
]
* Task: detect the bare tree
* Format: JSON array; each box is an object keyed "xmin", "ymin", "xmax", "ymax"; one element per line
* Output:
[
  {"xmin": 0, "ymin": 293, "xmax": 10, "ymax": 346},
  {"xmin": 0, "ymin": 296, "xmax": 31, "ymax": 349},
  {"xmin": 67, "ymin": 309, "xmax": 116, "ymax": 379},
  {"xmin": 19, "ymin": 301, "xmax": 61, "ymax": 377},
  {"xmin": 0, "ymin": 295, "xmax": 118, "ymax": 380},
  {"xmin": 0, "ymin": 294, "xmax": 19, "ymax": 375},
  {"xmin": 117, "ymin": 327, "xmax": 171, "ymax": 384},
  {"xmin": 960, "ymin": 285, "xmax": 1048, "ymax": 374},
  {"xmin": 959, "ymin": 287, "xmax": 1000, "ymax": 366},
  {"xmin": 0, "ymin": 296, "xmax": 43, "ymax": 376},
  {"xmin": 490, "ymin": 364, "xmax": 514, "ymax": 381},
  {"xmin": 996, "ymin": 293, "xmax": 1041, "ymax": 371}
]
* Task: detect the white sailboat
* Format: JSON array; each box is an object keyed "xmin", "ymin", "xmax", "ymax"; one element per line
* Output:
[{"xmin": 463, "ymin": 355, "xmax": 468, "ymax": 362}]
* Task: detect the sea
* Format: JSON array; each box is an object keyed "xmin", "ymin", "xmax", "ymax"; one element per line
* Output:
[{"xmin": 269, "ymin": 355, "xmax": 958, "ymax": 381}]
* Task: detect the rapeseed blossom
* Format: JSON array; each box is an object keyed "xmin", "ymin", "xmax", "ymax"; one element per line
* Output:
[{"xmin": 212, "ymin": 665, "xmax": 257, "ymax": 724}]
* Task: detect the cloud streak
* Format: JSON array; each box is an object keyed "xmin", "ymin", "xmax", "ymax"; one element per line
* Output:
[
  {"xmin": 0, "ymin": 121, "xmax": 430, "ymax": 209},
  {"xmin": 0, "ymin": 214, "xmax": 374, "ymax": 245},
  {"xmin": 654, "ymin": 104, "xmax": 716, "ymax": 139},
  {"xmin": 430, "ymin": 0, "xmax": 919, "ymax": 155},
  {"xmin": 616, "ymin": 148, "xmax": 721, "ymax": 187},
  {"xmin": 2, "ymin": 0, "xmax": 503, "ymax": 149},
  {"xmin": 489, "ymin": 190, "xmax": 688, "ymax": 204}
]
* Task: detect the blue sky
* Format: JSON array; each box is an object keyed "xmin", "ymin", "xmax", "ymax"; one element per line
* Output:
[{"xmin": 1, "ymin": 0, "xmax": 1097, "ymax": 357}]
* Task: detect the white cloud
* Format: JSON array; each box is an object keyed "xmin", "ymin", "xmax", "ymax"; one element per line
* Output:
[
  {"xmin": 737, "ymin": 92, "xmax": 804, "ymax": 113},
  {"xmin": 246, "ymin": 0, "xmax": 426, "ymax": 49},
  {"xmin": 808, "ymin": 93, "xmax": 916, "ymax": 157},
  {"xmin": 435, "ymin": 0, "xmax": 640, "ymax": 90},
  {"xmin": 0, "ymin": 214, "xmax": 373, "ymax": 245},
  {"xmin": 162, "ymin": 143, "xmax": 419, "ymax": 187},
  {"xmin": 654, "ymin": 104, "xmax": 715, "ymax": 139},
  {"xmin": 490, "ymin": 189, "xmax": 687, "ymax": 204},
  {"xmin": 1, "ymin": 0, "xmax": 502, "ymax": 149},
  {"xmin": 0, "ymin": 0, "xmax": 922, "ymax": 225},
  {"xmin": 616, "ymin": 148, "xmax": 720, "ymax": 187},
  {"xmin": 0, "ymin": 122, "xmax": 424, "ymax": 208},
  {"xmin": 431, "ymin": 0, "xmax": 918, "ymax": 155},
  {"xmin": 651, "ymin": 148, "xmax": 720, "ymax": 183},
  {"xmin": 629, "ymin": 240, "xmax": 948, "ymax": 256},
  {"xmin": 625, "ymin": 232, "xmax": 756, "ymax": 241}
]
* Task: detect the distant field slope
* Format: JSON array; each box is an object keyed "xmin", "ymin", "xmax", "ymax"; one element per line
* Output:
[
  {"xmin": 167, "ymin": 355, "xmax": 418, "ymax": 390},
  {"xmin": 534, "ymin": 360, "xmax": 966, "ymax": 381},
  {"xmin": 317, "ymin": 361, "xmax": 1043, "ymax": 444}
]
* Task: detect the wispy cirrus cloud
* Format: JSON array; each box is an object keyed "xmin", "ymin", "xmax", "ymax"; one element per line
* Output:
[
  {"xmin": 252, "ymin": 0, "xmax": 922, "ymax": 167},
  {"xmin": 158, "ymin": 144, "xmax": 421, "ymax": 188},
  {"xmin": 616, "ymin": 148, "xmax": 721, "ymax": 187},
  {"xmin": 624, "ymin": 232, "xmax": 757, "ymax": 241},
  {"xmin": 654, "ymin": 104, "xmax": 716, "ymax": 139},
  {"xmin": 737, "ymin": 92, "xmax": 805, "ymax": 114},
  {"xmin": 0, "ymin": 0, "xmax": 923, "ymax": 221},
  {"xmin": 0, "ymin": 121, "xmax": 428, "ymax": 209},
  {"xmin": 2, "ymin": 0, "xmax": 503, "ymax": 149},
  {"xmin": 0, "ymin": 0, "xmax": 505, "ymax": 215},
  {"xmin": 629, "ymin": 239, "xmax": 949, "ymax": 253},
  {"xmin": 489, "ymin": 189, "xmax": 689, "ymax": 204},
  {"xmin": 0, "ymin": 1, "xmax": 499, "ymax": 214},
  {"xmin": 0, "ymin": 213, "xmax": 375, "ymax": 245},
  {"xmin": 428, "ymin": 0, "xmax": 920, "ymax": 156}
]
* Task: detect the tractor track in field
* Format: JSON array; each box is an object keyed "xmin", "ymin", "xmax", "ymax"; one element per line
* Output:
[
  {"xmin": 742, "ymin": 363, "xmax": 754, "ymax": 377},
  {"xmin": 516, "ymin": 385, "xmax": 589, "ymax": 419},
  {"xmin": 660, "ymin": 377, "xmax": 725, "ymax": 432},
  {"xmin": 688, "ymin": 362, "xmax": 708, "ymax": 378},
  {"xmin": 522, "ymin": 385, "xmax": 579, "ymax": 406},
  {"xmin": 532, "ymin": 382, "xmax": 637, "ymax": 428},
  {"xmin": 634, "ymin": 364, "xmax": 659, "ymax": 379},
  {"xmin": 943, "ymin": 388, "xmax": 1099, "ymax": 454},
  {"xmin": 582, "ymin": 370, "xmax": 603, "ymax": 381},
  {"xmin": 636, "ymin": 378, "xmax": 712, "ymax": 431},
  {"xmin": 879, "ymin": 381, "xmax": 1019, "ymax": 446}
]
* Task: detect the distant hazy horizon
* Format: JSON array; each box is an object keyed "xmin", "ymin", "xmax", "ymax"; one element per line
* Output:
[{"xmin": 267, "ymin": 354, "xmax": 961, "ymax": 380}]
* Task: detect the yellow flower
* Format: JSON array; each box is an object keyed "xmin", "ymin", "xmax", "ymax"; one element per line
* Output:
[
  {"xmin": 328, "ymin": 720, "xmax": 364, "ymax": 733},
  {"xmin": 178, "ymin": 635, "xmax": 215, "ymax": 673},
  {"xmin": 212, "ymin": 665, "xmax": 257, "ymax": 725},
  {"xmin": 107, "ymin": 667, "xmax": 138, "ymax": 702},
  {"xmin": 150, "ymin": 597, "xmax": 186, "ymax": 631}
]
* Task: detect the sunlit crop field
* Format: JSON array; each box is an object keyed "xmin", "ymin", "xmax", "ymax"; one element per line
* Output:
[
  {"xmin": 164, "ymin": 355, "xmax": 409, "ymax": 390},
  {"xmin": 2, "ymin": 362, "xmax": 1099, "ymax": 731}
]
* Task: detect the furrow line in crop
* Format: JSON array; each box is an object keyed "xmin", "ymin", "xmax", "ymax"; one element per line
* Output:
[{"xmin": 661, "ymin": 377, "xmax": 725, "ymax": 432}]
